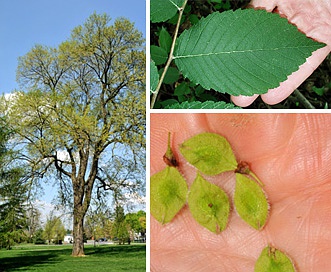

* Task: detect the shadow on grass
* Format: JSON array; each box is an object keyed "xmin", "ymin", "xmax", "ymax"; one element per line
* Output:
[
  {"xmin": 84, "ymin": 244, "xmax": 145, "ymax": 256},
  {"xmin": 0, "ymin": 247, "xmax": 72, "ymax": 272},
  {"xmin": 0, "ymin": 244, "xmax": 146, "ymax": 272}
]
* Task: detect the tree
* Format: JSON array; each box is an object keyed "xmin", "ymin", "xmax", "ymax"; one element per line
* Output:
[
  {"xmin": 84, "ymin": 206, "xmax": 112, "ymax": 244},
  {"xmin": 43, "ymin": 216, "xmax": 66, "ymax": 244},
  {"xmin": 125, "ymin": 210, "xmax": 146, "ymax": 241},
  {"xmin": 4, "ymin": 13, "xmax": 145, "ymax": 256},
  {"xmin": 112, "ymin": 205, "xmax": 129, "ymax": 245},
  {"xmin": 33, "ymin": 228, "xmax": 46, "ymax": 244},
  {"xmin": 137, "ymin": 210, "xmax": 146, "ymax": 239},
  {"xmin": 53, "ymin": 217, "xmax": 66, "ymax": 244},
  {"xmin": 0, "ymin": 169, "xmax": 28, "ymax": 249},
  {"xmin": 43, "ymin": 216, "xmax": 55, "ymax": 245},
  {"xmin": 0, "ymin": 118, "xmax": 28, "ymax": 249},
  {"xmin": 25, "ymin": 205, "xmax": 41, "ymax": 243}
]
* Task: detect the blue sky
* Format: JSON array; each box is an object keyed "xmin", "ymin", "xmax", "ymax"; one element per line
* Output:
[
  {"xmin": 0, "ymin": 0, "xmax": 146, "ymax": 212},
  {"xmin": 0, "ymin": 0, "xmax": 146, "ymax": 94}
]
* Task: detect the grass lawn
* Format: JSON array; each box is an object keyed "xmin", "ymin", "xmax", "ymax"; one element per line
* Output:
[{"xmin": 0, "ymin": 243, "xmax": 146, "ymax": 272}]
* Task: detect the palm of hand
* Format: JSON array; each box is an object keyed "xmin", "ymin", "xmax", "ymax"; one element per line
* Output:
[
  {"xmin": 232, "ymin": 0, "xmax": 331, "ymax": 106},
  {"xmin": 151, "ymin": 114, "xmax": 331, "ymax": 271}
]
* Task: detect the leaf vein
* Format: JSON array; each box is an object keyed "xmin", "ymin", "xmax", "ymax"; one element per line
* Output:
[{"xmin": 174, "ymin": 45, "xmax": 320, "ymax": 59}]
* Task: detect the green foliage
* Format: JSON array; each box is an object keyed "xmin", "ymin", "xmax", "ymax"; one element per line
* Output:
[
  {"xmin": 43, "ymin": 216, "xmax": 66, "ymax": 244},
  {"xmin": 112, "ymin": 206, "xmax": 129, "ymax": 244},
  {"xmin": 84, "ymin": 207, "xmax": 145, "ymax": 243},
  {"xmin": 150, "ymin": 0, "xmax": 185, "ymax": 23},
  {"xmin": 158, "ymin": 27, "xmax": 172, "ymax": 53},
  {"xmin": 150, "ymin": 0, "xmax": 326, "ymax": 108},
  {"xmin": 151, "ymin": 45, "xmax": 168, "ymax": 65},
  {"xmin": 165, "ymin": 101, "xmax": 240, "ymax": 109},
  {"xmin": 150, "ymin": 60, "xmax": 159, "ymax": 93},
  {"xmin": 33, "ymin": 228, "xmax": 46, "ymax": 245},
  {"xmin": 125, "ymin": 210, "xmax": 146, "ymax": 236},
  {"xmin": 0, "ymin": 119, "xmax": 28, "ymax": 250}
]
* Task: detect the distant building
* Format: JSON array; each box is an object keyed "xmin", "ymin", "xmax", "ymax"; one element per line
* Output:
[{"xmin": 64, "ymin": 235, "xmax": 73, "ymax": 244}]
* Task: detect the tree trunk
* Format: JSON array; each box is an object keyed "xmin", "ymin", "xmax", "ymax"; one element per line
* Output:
[
  {"xmin": 72, "ymin": 204, "xmax": 85, "ymax": 256},
  {"xmin": 71, "ymin": 173, "xmax": 95, "ymax": 256}
]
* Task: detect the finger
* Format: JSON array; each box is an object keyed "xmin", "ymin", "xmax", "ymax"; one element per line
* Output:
[
  {"xmin": 237, "ymin": 0, "xmax": 331, "ymax": 106},
  {"xmin": 231, "ymin": 94, "xmax": 258, "ymax": 107},
  {"xmin": 261, "ymin": 46, "xmax": 331, "ymax": 105},
  {"xmin": 248, "ymin": 0, "xmax": 278, "ymax": 12}
]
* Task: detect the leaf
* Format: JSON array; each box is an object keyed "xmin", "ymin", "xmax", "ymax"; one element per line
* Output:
[
  {"xmin": 189, "ymin": 14, "xmax": 199, "ymax": 25},
  {"xmin": 165, "ymin": 101, "xmax": 241, "ymax": 109},
  {"xmin": 159, "ymin": 67, "xmax": 180, "ymax": 84},
  {"xmin": 174, "ymin": 82, "xmax": 191, "ymax": 97},
  {"xmin": 159, "ymin": 27, "xmax": 172, "ymax": 53},
  {"xmin": 234, "ymin": 173, "xmax": 269, "ymax": 230},
  {"xmin": 174, "ymin": 9, "xmax": 326, "ymax": 96},
  {"xmin": 180, "ymin": 132, "xmax": 237, "ymax": 175},
  {"xmin": 188, "ymin": 173, "xmax": 230, "ymax": 233},
  {"xmin": 150, "ymin": 45, "xmax": 168, "ymax": 65},
  {"xmin": 150, "ymin": 166, "xmax": 188, "ymax": 224},
  {"xmin": 150, "ymin": 60, "xmax": 159, "ymax": 93},
  {"xmin": 255, "ymin": 246, "xmax": 296, "ymax": 272},
  {"xmin": 150, "ymin": 0, "xmax": 185, "ymax": 23},
  {"xmin": 312, "ymin": 86, "xmax": 324, "ymax": 96},
  {"xmin": 159, "ymin": 99, "xmax": 179, "ymax": 108}
]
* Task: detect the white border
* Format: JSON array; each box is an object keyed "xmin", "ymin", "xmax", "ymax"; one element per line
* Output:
[
  {"xmin": 145, "ymin": 0, "xmax": 151, "ymax": 271},
  {"xmin": 150, "ymin": 109, "xmax": 331, "ymax": 114}
]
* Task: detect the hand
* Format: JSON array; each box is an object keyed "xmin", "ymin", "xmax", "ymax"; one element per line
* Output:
[
  {"xmin": 231, "ymin": 0, "xmax": 331, "ymax": 107},
  {"xmin": 151, "ymin": 114, "xmax": 331, "ymax": 271}
]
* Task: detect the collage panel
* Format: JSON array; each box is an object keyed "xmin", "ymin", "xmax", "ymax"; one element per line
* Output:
[
  {"xmin": 150, "ymin": 0, "xmax": 330, "ymax": 109},
  {"xmin": 149, "ymin": 0, "xmax": 331, "ymax": 271},
  {"xmin": 0, "ymin": 1, "xmax": 146, "ymax": 271},
  {"xmin": 150, "ymin": 113, "xmax": 331, "ymax": 271}
]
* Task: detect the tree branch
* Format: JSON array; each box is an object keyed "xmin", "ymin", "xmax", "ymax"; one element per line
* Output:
[{"xmin": 150, "ymin": 0, "xmax": 188, "ymax": 108}]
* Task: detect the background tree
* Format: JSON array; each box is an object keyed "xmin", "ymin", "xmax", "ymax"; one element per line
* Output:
[
  {"xmin": 52, "ymin": 217, "xmax": 66, "ymax": 244},
  {"xmin": 0, "ymin": 118, "xmax": 28, "ymax": 249},
  {"xmin": 137, "ymin": 210, "xmax": 146, "ymax": 239},
  {"xmin": 43, "ymin": 215, "xmax": 66, "ymax": 244},
  {"xmin": 33, "ymin": 228, "xmax": 46, "ymax": 244},
  {"xmin": 84, "ymin": 204, "xmax": 112, "ymax": 245},
  {"xmin": 4, "ymin": 13, "xmax": 145, "ymax": 256},
  {"xmin": 25, "ymin": 205, "xmax": 41, "ymax": 243},
  {"xmin": 125, "ymin": 210, "xmax": 146, "ymax": 241},
  {"xmin": 112, "ymin": 205, "xmax": 129, "ymax": 245},
  {"xmin": 43, "ymin": 216, "xmax": 55, "ymax": 245}
]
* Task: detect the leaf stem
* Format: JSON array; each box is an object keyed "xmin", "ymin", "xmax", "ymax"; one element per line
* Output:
[
  {"xmin": 294, "ymin": 89, "xmax": 315, "ymax": 109},
  {"xmin": 150, "ymin": 0, "xmax": 188, "ymax": 108}
]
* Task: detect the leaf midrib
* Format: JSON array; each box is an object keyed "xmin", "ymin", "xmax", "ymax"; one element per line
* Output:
[{"xmin": 174, "ymin": 45, "xmax": 320, "ymax": 59}]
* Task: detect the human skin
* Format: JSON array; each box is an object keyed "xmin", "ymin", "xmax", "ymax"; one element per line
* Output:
[
  {"xmin": 150, "ymin": 114, "xmax": 331, "ymax": 271},
  {"xmin": 231, "ymin": 0, "xmax": 331, "ymax": 106}
]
